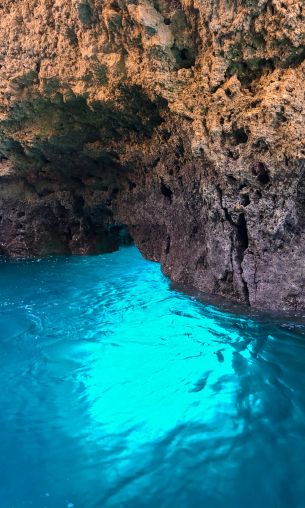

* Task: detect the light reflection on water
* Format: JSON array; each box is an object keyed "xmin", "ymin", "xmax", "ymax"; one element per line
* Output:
[{"xmin": 0, "ymin": 246, "xmax": 305, "ymax": 508}]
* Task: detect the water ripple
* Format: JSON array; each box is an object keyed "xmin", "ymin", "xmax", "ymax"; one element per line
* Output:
[{"xmin": 0, "ymin": 246, "xmax": 305, "ymax": 507}]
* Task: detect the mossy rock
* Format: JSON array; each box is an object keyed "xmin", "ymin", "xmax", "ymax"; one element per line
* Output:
[{"xmin": 78, "ymin": 1, "xmax": 94, "ymax": 26}]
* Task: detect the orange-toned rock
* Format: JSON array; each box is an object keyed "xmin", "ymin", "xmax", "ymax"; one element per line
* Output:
[{"xmin": 0, "ymin": 0, "xmax": 305, "ymax": 310}]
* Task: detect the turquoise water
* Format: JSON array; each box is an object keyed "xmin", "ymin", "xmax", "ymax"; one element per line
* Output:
[{"xmin": 1, "ymin": 246, "xmax": 305, "ymax": 508}]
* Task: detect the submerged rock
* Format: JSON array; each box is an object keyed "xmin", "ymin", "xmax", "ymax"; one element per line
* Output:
[{"xmin": 0, "ymin": 0, "xmax": 305, "ymax": 310}]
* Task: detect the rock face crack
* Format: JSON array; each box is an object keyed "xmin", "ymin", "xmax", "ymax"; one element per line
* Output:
[
  {"xmin": 235, "ymin": 213, "xmax": 250, "ymax": 306},
  {"xmin": 216, "ymin": 185, "xmax": 250, "ymax": 305}
]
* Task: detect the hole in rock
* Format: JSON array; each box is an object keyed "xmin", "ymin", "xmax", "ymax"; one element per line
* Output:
[
  {"xmin": 196, "ymin": 254, "xmax": 207, "ymax": 269},
  {"xmin": 228, "ymin": 150, "xmax": 239, "ymax": 160},
  {"xmin": 233, "ymin": 126, "xmax": 249, "ymax": 145},
  {"xmin": 110, "ymin": 1, "xmax": 120, "ymax": 11},
  {"xmin": 227, "ymin": 175, "xmax": 237, "ymax": 184},
  {"xmin": 160, "ymin": 181, "xmax": 173, "ymax": 202},
  {"xmin": 236, "ymin": 213, "xmax": 249, "ymax": 251},
  {"xmin": 252, "ymin": 162, "xmax": 270, "ymax": 185},
  {"xmin": 152, "ymin": 157, "xmax": 160, "ymax": 168},
  {"xmin": 162, "ymin": 129, "xmax": 171, "ymax": 141},
  {"xmin": 253, "ymin": 138, "xmax": 269, "ymax": 152},
  {"xmin": 270, "ymin": 4, "xmax": 275, "ymax": 15},
  {"xmin": 165, "ymin": 235, "xmax": 171, "ymax": 254},
  {"xmin": 175, "ymin": 143, "xmax": 185, "ymax": 158},
  {"xmin": 240, "ymin": 194, "xmax": 250, "ymax": 207},
  {"xmin": 172, "ymin": 46, "xmax": 195, "ymax": 69},
  {"xmin": 250, "ymin": 100, "xmax": 261, "ymax": 108}
]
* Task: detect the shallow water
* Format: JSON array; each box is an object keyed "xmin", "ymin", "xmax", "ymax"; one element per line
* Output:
[{"xmin": 1, "ymin": 246, "xmax": 305, "ymax": 508}]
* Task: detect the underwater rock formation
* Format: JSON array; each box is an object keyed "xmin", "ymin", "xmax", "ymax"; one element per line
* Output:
[{"xmin": 0, "ymin": 0, "xmax": 305, "ymax": 309}]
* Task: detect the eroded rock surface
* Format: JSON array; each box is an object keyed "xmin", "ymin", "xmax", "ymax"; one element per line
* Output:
[{"xmin": 0, "ymin": 0, "xmax": 305, "ymax": 310}]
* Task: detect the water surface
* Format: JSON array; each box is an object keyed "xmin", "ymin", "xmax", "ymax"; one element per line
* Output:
[{"xmin": 1, "ymin": 246, "xmax": 305, "ymax": 508}]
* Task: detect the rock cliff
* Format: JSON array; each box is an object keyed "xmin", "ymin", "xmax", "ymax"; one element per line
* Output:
[{"xmin": 0, "ymin": 0, "xmax": 305, "ymax": 310}]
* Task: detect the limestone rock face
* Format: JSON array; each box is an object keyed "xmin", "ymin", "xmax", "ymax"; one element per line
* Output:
[{"xmin": 0, "ymin": 0, "xmax": 305, "ymax": 310}]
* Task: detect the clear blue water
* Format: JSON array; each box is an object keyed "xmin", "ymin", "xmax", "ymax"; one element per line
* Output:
[{"xmin": 1, "ymin": 246, "xmax": 305, "ymax": 508}]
